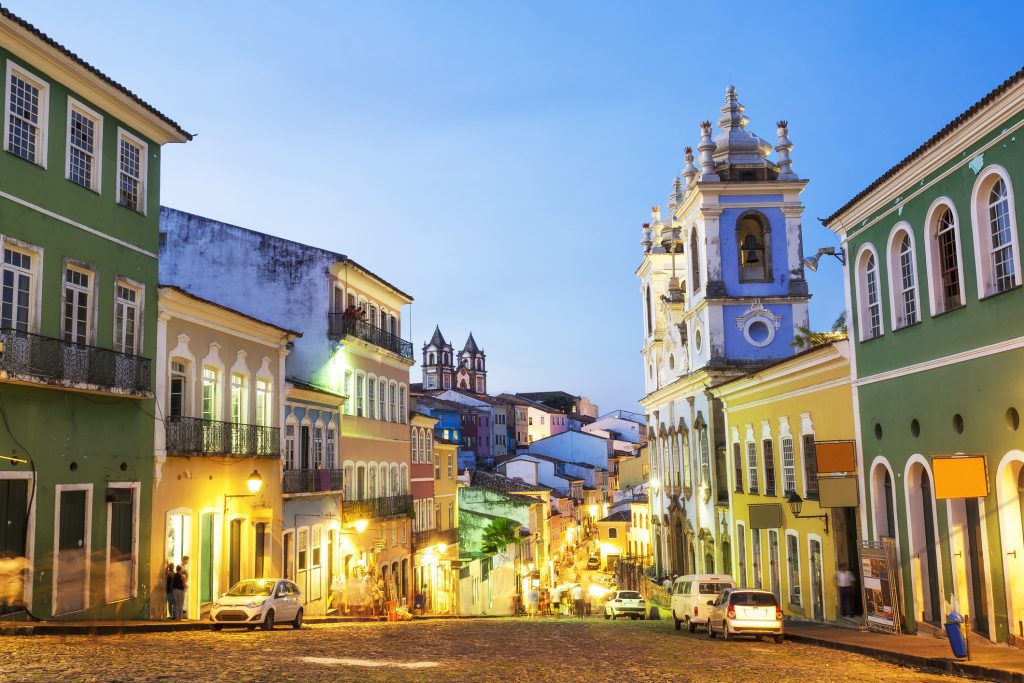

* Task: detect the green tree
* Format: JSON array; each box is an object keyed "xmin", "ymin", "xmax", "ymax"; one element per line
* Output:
[
  {"xmin": 791, "ymin": 312, "xmax": 847, "ymax": 350},
  {"xmin": 481, "ymin": 517, "xmax": 520, "ymax": 555}
]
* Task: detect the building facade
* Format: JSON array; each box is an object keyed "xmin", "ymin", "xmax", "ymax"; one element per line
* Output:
[
  {"xmin": 0, "ymin": 10, "xmax": 189, "ymax": 619},
  {"xmin": 639, "ymin": 87, "xmax": 810, "ymax": 581},
  {"xmin": 824, "ymin": 68, "xmax": 1024, "ymax": 643}
]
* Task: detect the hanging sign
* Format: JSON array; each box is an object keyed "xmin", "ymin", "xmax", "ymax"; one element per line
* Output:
[
  {"xmin": 815, "ymin": 441, "xmax": 857, "ymax": 474},
  {"xmin": 748, "ymin": 503, "xmax": 782, "ymax": 530},
  {"xmin": 818, "ymin": 475, "xmax": 859, "ymax": 508},
  {"xmin": 931, "ymin": 455, "xmax": 989, "ymax": 499}
]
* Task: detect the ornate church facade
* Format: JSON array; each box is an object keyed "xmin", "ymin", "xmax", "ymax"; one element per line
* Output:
[
  {"xmin": 422, "ymin": 326, "xmax": 487, "ymax": 394},
  {"xmin": 638, "ymin": 86, "xmax": 811, "ymax": 579}
]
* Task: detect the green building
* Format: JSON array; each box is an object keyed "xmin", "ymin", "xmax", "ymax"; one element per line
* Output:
[
  {"xmin": 825, "ymin": 67, "xmax": 1024, "ymax": 644},
  {"xmin": 0, "ymin": 9, "xmax": 190, "ymax": 619}
]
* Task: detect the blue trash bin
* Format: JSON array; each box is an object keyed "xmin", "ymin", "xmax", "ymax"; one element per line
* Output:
[{"xmin": 944, "ymin": 612, "xmax": 968, "ymax": 659}]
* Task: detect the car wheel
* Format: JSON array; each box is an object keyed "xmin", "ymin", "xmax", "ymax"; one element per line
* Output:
[
  {"xmin": 292, "ymin": 608, "xmax": 303, "ymax": 630},
  {"xmin": 260, "ymin": 609, "xmax": 275, "ymax": 631},
  {"xmin": 640, "ymin": 614, "xmax": 646, "ymax": 621},
  {"xmin": 630, "ymin": 615, "xmax": 638, "ymax": 621},
  {"xmin": 211, "ymin": 624, "xmax": 222, "ymax": 632},
  {"xmin": 707, "ymin": 621, "xmax": 716, "ymax": 638},
  {"xmin": 687, "ymin": 617, "xmax": 696, "ymax": 633},
  {"xmin": 774, "ymin": 634, "xmax": 784, "ymax": 644},
  {"xmin": 674, "ymin": 611, "xmax": 681, "ymax": 631},
  {"xmin": 722, "ymin": 621, "xmax": 730, "ymax": 641},
  {"xmin": 246, "ymin": 626, "xmax": 256, "ymax": 631},
  {"xmin": 604, "ymin": 610, "xmax": 611, "ymax": 620}
]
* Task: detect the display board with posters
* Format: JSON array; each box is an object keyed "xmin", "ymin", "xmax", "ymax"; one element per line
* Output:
[{"xmin": 859, "ymin": 539, "xmax": 902, "ymax": 634}]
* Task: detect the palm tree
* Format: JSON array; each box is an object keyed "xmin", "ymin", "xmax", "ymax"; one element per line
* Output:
[
  {"xmin": 791, "ymin": 312, "xmax": 847, "ymax": 350},
  {"xmin": 481, "ymin": 517, "xmax": 520, "ymax": 555}
]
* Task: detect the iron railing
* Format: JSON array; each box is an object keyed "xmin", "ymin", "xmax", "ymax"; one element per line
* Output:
[
  {"xmin": 0, "ymin": 328, "xmax": 151, "ymax": 392},
  {"xmin": 283, "ymin": 468, "xmax": 344, "ymax": 495},
  {"xmin": 165, "ymin": 416, "xmax": 280, "ymax": 457},
  {"xmin": 342, "ymin": 494, "xmax": 412, "ymax": 522},
  {"xmin": 412, "ymin": 527, "xmax": 458, "ymax": 549},
  {"xmin": 327, "ymin": 314, "xmax": 413, "ymax": 360}
]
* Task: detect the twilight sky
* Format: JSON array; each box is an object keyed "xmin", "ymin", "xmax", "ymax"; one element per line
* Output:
[{"xmin": 9, "ymin": 1, "xmax": 1023, "ymax": 412}]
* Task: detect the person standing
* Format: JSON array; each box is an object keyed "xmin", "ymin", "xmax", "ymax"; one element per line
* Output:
[
  {"xmin": 180, "ymin": 556, "xmax": 191, "ymax": 619},
  {"xmin": 571, "ymin": 583, "xmax": 585, "ymax": 619},
  {"xmin": 171, "ymin": 566, "xmax": 186, "ymax": 620},
  {"xmin": 836, "ymin": 564, "xmax": 857, "ymax": 617},
  {"xmin": 164, "ymin": 563, "xmax": 175, "ymax": 619},
  {"xmin": 550, "ymin": 586, "xmax": 561, "ymax": 616}
]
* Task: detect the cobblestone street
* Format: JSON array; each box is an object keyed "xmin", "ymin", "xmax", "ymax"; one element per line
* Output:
[{"xmin": 1, "ymin": 618, "xmax": 970, "ymax": 682}]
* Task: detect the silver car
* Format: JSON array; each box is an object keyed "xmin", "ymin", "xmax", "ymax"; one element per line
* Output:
[
  {"xmin": 707, "ymin": 588, "xmax": 784, "ymax": 643},
  {"xmin": 211, "ymin": 579, "xmax": 304, "ymax": 631}
]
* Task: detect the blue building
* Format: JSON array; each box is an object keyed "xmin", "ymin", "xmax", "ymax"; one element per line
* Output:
[{"xmin": 637, "ymin": 86, "xmax": 810, "ymax": 577}]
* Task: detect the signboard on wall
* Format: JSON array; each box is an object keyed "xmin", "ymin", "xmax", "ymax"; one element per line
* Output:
[
  {"xmin": 815, "ymin": 441, "xmax": 857, "ymax": 474},
  {"xmin": 931, "ymin": 455, "xmax": 989, "ymax": 499},
  {"xmin": 748, "ymin": 503, "xmax": 782, "ymax": 530},
  {"xmin": 859, "ymin": 540, "xmax": 902, "ymax": 634},
  {"xmin": 818, "ymin": 475, "xmax": 859, "ymax": 508}
]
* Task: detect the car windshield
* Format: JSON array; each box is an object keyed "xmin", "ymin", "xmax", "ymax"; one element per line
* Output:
[
  {"xmin": 618, "ymin": 591, "xmax": 642, "ymax": 600},
  {"xmin": 226, "ymin": 580, "xmax": 275, "ymax": 597},
  {"xmin": 699, "ymin": 582, "xmax": 732, "ymax": 595},
  {"xmin": 730, "ymin": 592, "xmax": 778, "ymax": 606}
]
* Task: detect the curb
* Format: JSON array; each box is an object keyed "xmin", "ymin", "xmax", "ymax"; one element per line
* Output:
[{"xmin": 785, "ymin": 631, "xmax": 1024, "ymax": 683}]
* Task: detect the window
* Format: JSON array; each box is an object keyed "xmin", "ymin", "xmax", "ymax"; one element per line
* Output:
[
  {"xmin": 5, "ymin": 64, "xmax": 48, "ymax": 166},
  {"xmin": 736, "ymin": 523, "xmax": 747, "ymax": 587},
  {"xmin": 67, "ymin": 100, "xmax": 101, "ymax": 191},
  {"xmin": 1, "ymin": 246, "xmax": 34, "ymax": 331},
  {"xmin": 786, "ymin": 532, "xmax": 801, "ymax": 605},
  {"xmin": 343, "ymin": 464, "xmax": 353, "ymax": 499},
  {"xmin": 202, "ymin": 367, "xmax": 220, "ymax": 420},
  {"xmin": 751, "ymin": 529, "xmax": 762, "ymax": 589},
  {"xmin": 255, "ymin": 379, "xmax": 271, "ymax": 426},
  {"xmin": 367, "ymin": 377, "xmax": 376, "ymax": 419},
  {"xmin": 732, "ymin": 443, "xmax": 743, "ymax": 493},
  {"xmin": 355, "ymin": 375, "xmax": 364, "ymax": 417},
  {"xmin": 113, "ymin": 283, "xmax": 139, "ymax": 354},
  {"xmin": 230, "ymin": 373, "xmax": 245, "ymax": 453},
  {"xmin": 762, "ymin": 440, "xmax": 777, "ymax": 497},
  {"xmin": 737, "ymin": 213, "xmax": 770, "ymax": 281},
  {"xmin": 313, "ymin": 424, "xmax": 324, "ymax": 469},
  {"xmin": 411, "ymin": 430, "xmax": 419, "ymax": 464},
  {"xmin": 389, "ymin": 383, "xmax": 397, "ymax": 422},
  {"xmin": 608, "ymin": 528, "xmax": 618, "ymax": 539},
  {"xmin": 63, "ymin": 266, "xmax": 92, "ymax": 345},
  {"xmin": 971, "ymin": 171, "xmax": 1021, "ymax": 297},
  {"xmin": 297, "ymin": 529, "xmax": 308, "ymax": 571},
  {"xmin": 447, "ymin": 453, "xmax": 453, "ymax": 479},
  {"xmin": 343, "ymin": 371, "xmax": 353, "ymax": 414},
  {"xmin": 435, "ymin": 451, "xmax": 441, "ymax": 480},
  {"xmin": 311, "ymin": 526, "xmax": 322, "ymax": 568},
  {"xmin": 399, "ymin": 386, "xmax": 407, "ymax": 423},
  {"xmin": 746, "ymin": 441, "xmax": 759, "ymax": 494},
  {"xmin": 326, "ymin": 426, "xmax": 336, "ymax": 468},
  {"xmin": 890, "ymin": 231, "xmax": 918, "ymax": 327},
  {"xmin": 690, "ymin": 229, "xmax": 701, "ymax": 292},
  {"xmin": 285, "ymin": 422, "xmax": 297, "ymax": 470},
  {"xmin": 117, "ymin": 130, "xmax": 147, "ymax": 213},
  {"xmin": 801, "ymin": 435, "xmax": 819, "ymax": 499},
  {"xmin": 988, "ymin": 178, "xmax": 1016, "ymax": 292},
  {"xmin": 781, "ymin": 436, "xmax": 796, "ymax": 494},
  {"xmin": 934, "ymin": 206, "xmax": 962, "ymax": 311},
  {"xmin": 448, "ymin": 502, "xmax": 453, "ymax": 528},
  {"xmin": 169, "ymin": 361, "xmax": 187, "ymax": 417},
  {"xmin": 857, "ymin": 248, "xmax": 882, "ymax": 340},
  {"xmin": 378, "ymin": 378, "xmax": 386, "ymax": 420}
]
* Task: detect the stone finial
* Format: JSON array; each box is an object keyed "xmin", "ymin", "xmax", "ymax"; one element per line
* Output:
[
  {"xmin": 651, "ymin": 205, "xmax": 661, "ymax": 223},
  {"xmin": 640, "ymin": 222, "xmax": 652, "ymax": 253},
  {"xmin": 698, "ymin": 121, "xmax": 720, "ymax": 182},
  {"xmin": 668, "ymin": 177, "xmax": 685, "ymax": 208},
  {"xmin": 775, "ymin": 119, "xmax": 797, "ymax": 181},
  {"xmin": 682, "ymin": 146, "xmax": 698, "ymax": 186},
  {"xmin": 718, "ymin": 85, "xmax": 748, "ymax": 131}
]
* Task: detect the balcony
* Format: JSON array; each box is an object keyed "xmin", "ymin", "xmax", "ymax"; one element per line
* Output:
[
  {"xmin": 412, "ymin": 527, "xmax": 458, "ymax": 550},
  {"xmin": 165, "ymin": 416, "xmax": 280, "ymax": 457},
  {"xmin": 0, "ymin": 328, "xmax": 151, "ymax": 395},
  {"xmin": 327, "ymin": 314, "xmax": 413, "ymax": 361},
  {"xmin": 283, "ymin": 468, "xmax": 344, "ymax": 495},
  {"xmin": 342, "ymin": 494, "xmax": 412, "ymax": 523}
]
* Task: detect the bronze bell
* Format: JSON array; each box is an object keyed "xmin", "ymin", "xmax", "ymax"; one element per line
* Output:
[{"xmin": 742, "ymin": 234, "xmax": 762, "ymax": 264}]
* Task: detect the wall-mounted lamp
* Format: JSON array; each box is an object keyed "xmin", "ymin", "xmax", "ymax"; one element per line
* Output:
[
  {"xmin": 803, "ymin": 247, "xmax": 846, "ymax": 271},
  {"xmin": 786, "ymin": 491, "xmax": 829, "ymax": 534}
]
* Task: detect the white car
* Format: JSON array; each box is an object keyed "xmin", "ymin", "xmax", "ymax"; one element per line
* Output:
[
  {"xmin": 604, "ymin": 590, "xmax": 646, "ymax": 620},
  {"xmin": 211, "ymin": 578, "xmax": 303, "ymax": 631},
  {"xmin": 707, "ymin": 588, "xmax": 784, "ymax": 643}
]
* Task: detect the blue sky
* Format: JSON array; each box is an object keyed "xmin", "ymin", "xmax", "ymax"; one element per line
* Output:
[{"xmin": 9, "ymin": 1, "xmax": 1023, "ymax": 412}]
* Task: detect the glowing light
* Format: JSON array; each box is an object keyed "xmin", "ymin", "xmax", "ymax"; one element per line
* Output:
[
  {"xmin": 588, "ymin": 584, "xmax": 611, "ymax": 598},
  {"xmin": 246, "ymin": 470, "xmax": 263, "ymax": 494},
  {"xmin": 528, "ymin": 562, "xmax": 535, "ymax": 571},
  {"xmin": 650, "ymin": 478, "xmax": 660, "ymax": 491},
  {"xmin": 436, "ymin": 543, "xmax": 447, "ymax": 554},
  {"xmin": 354, "ymin": 519, "xmax": 369, "ymax": 533},
  {"xmin": 588, "ymin": 505, "xmax": 598, "ymax": 517}
]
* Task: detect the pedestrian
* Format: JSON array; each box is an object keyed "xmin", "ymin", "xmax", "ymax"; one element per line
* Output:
[
  {"xmin": 164, "ymin": 562, "xmax": 175, "ymax": 619},
  {"xmin": 571, "ymin": 583, "xmax": 586, "ymax": 619},
  {"xmin": 171, "ymin": 565, "xmax": 185, "ymax": 620},
  {"xmin": 550, "ymin": 586, "xmax": 561, "ymax": 616},
  {"xmin": 837, "ymin": 563, "xmax": 857, "ymax": 617},
  {"xmin": 180, "ymin": 556, "xmax": 190, "ymax": 619},
  {"xmin": 527, "ymin": 586, "xmax": 539, "ymax": 617}
]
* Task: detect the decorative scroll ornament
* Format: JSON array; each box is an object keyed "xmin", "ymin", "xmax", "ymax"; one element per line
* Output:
[{"xmin": 735, "ymin": 299, "xmax": 782, "ymax": 331}]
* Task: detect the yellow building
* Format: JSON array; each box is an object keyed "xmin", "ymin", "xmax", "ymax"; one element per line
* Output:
[
  {"xmin": 711, "ymin": 338, "xmax": 857, "ymax": 624},
  {"xmin": 596, "ymin": 511, "xmax": 629, "ymax": 571},
  {"xmin": 151, "ymin": 287, "xmax": 298, "ymax": 619}
]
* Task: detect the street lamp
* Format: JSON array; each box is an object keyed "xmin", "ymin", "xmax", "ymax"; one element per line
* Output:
[
  {"xmin": 786, "ymin": 491, "xmax": 829, "ymax": 534},
  {"xmin": 246, "ymin": 470, "xmax": 263, "ymax": 494}
]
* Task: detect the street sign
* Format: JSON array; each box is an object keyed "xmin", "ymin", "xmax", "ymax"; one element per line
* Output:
[{"xmin": 931, "ymin": 455, "xmax": 989, "ymax": 499}]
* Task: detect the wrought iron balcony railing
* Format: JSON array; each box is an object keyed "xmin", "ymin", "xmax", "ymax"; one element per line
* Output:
[
  {"xmin": 0, "ymin": 328, "xmax": 151, "ymax": 393},
  {"xmin": 342, "ymin": 494, "xmax": 412, "ymax": 522},
  {"xmin": 412, "ymin": 527, "xmax": 458, "ymax": 550},
  {"xmin": 165, "ymin": 416, "xmax": 280, "ymax": 457},
  {"xmin": 283, "ymin": 468, "xmax": 344, "ymax": 495},
  {"xmin": 327, "ymin": 314, "xmax": 413, "ymax": 360}
]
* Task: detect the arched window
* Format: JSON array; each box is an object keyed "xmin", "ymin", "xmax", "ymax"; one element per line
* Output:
[
  {"xmin": 926, "ymin": 202, "xmax": 963, "ymax": 313},
  {"xmin": 368, "ymin": 304, "xmax": 378, "ymax": 328},
  {"xmin": 645, "ymin": 285, "xmax": 653, "ymax": 335},
  {"xmin": 887, "ymin": 227, "xmax": 918, "ymax": 329},
  {"xmin": 428, "ymin": 352, "xmax": 436, "ymax": 365},
  {"xmin": 399, "ymin": 385, "xmax": 407, "ymax": 423},
  {"xmin": 378, "ymin": 378, "xmax": 386, "ymax": 419},
  {"xmin": 690, "ymin": 229, "xmax": 701, "ymax": 293},
  {"xmin": 400, "ymin": 464, "xmax": 408, "ymax": 494},
  {"xmin": 737, "ymin": 212, "xmax": 771, "ymax": 282},
  {"xmin": 411, "ymin": 429, "xmax": 419, "ymax": 463},
  {"xmin": 971, "ymin": 168, "xmax": 1020, "ymax": 297},
  {"xmin": 856, "ymin": 247, "xmax": 882, "ymax": 340}
]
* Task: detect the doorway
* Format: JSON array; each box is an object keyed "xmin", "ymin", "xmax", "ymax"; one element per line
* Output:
[
  {"xmin": 964, "ymin": 499, "xmax": 989, "ymax": 636},
  {"xmin": 768, "ymin": 530, "xmax": 781, "ymax": 604},
  {"xmin": 907, "ymin": 463, "xmax": 941, "ymax": 624},
  {"xmin": 810, "ymin": 538, "xmax": 824, "ymax": 621},
  {"xmin": 0, "ymin": 478, "xmax": 30, "ymax": 615},
  {"xmin": 55, "ymin": 487, "xmax": 90, "ymax": 615},
  {"xmin": 199, "ymin": 512, "xmax": 216, "ymax": 607},
  {"xmin": 228, "ymin": 519, "xmax": 242, "ymax": 589}
]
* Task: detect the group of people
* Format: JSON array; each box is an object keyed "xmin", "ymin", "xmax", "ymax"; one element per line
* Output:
[
  {"xmin": 522, "ymin": 583, "xmax": 592, "ymax": 618},
  {"xmin": 164, "ymin": 557, "xmax": 189, "ymax": 620}
]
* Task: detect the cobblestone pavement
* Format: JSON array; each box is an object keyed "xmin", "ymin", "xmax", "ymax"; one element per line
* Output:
[{"xmin": 1, "ymin": 617, "xmax": 969, "ymax": 682}]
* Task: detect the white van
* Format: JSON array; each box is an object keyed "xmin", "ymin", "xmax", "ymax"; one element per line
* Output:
[{"xmin": 670, "ymin": 574, "xmax": 735, "ymax": 632}]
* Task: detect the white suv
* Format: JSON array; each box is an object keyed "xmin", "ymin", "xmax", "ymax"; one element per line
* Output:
[{"xmin": 604, "ymin": 590, "xmax": 646, "ymax": 620}]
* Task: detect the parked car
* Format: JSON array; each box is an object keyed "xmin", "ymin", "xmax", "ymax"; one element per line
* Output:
[
  {"xmin": 592, "ymin": 572, "xmax": 615, "ymax": 587},
  {"xmin": 670, "ymin": 574, "xmax": 735, "ymax": 632},
  {"xmin": 604, "ymin": 590, "xmax": 646, "ymax": 620},
  {"xmin": 586, "ymin": 555, "xmax": 601, "ymax": 570},
  {"xmin": 210, "ymin": 578, "xmax": 303, "ymax": 631},
  {"xmin": 706, "ymin": 588, "xmax": 784, "ymax": 643}
]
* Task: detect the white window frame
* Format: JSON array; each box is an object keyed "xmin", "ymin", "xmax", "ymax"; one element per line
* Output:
[
  {"xmin": 854, "ymin": 244, "xmax": 882, "ymax": 341},
  {"xmin": 886, "ymin": 224, "xmax": 919, "ymax": 330},
  {"xmin": 65, "ymin": 97, "xmax": 103, "ymax": 192},
  {"xmin": 62, "ymin": 261, "xmax": 97, "ymax": 345},
  {"xmin": 342, "ymin": 371, "xmax": 353, "ymax": 415},
  {"xmin": 970, "ymin": 165, "xmax": 1022, "ymax": 298},
  {"xmin": 104, "ymin": 481, "xmax": 140, "ymax": 604},
  {"xmin": 736, "ymin": 521, "xmax": 748, "ymax": 587},
  {"xmin": 202, "ymin": 366, "xmax": 221, "ymax": 421},
  {"xmin": 116, "ymin": 128, "xmax": 148, "ymax": 214},
  {"xmin": 326, "ymin": 422, "xmax": 336, "ymax": 468},
  {"xmin": 52, "ymin": 483, "xmax": 93, "ymax": 615},
  {"xmin": 284, "ymin": 416, "xmax": 298, "ymax": 471},
  {"xmin": 785, "ymin": 529, "xmax": 802, "ymax": 606},
  {"xmin": 399, "ymin": 384, "xmax": 407, "ymax": 423},
  {"xmin": 745, "ymin": 439, "xmax": 759, "ymax": 494},
  {"xmin": 389, "ymin": 381, "xmax": 397, "ymax": 423},
  {"xmin": 313, "ymin": 419, "xmax": 325, "ymax": 470},
  {"xmin": 354, "ymin": 372, "xmax": 365, "ymax": 418},
  {"xmin": 367, "ymin": 373, "xmax": 377, "ymax": 420},
  {"xmin": 113, "ymin": 278, "xmax": 143, "ymax": 355},
  {"xmin": 0, "ymin": 237, "xmax": 42, "ymax": 333},
  {"xmin": 4, "ymin": 61, "xmax": 49, "ymax": 167},
  {"xmin": 411, "ymin": 429, "xmax": 419, "ymax": 464},
  {"xmin": 750, "ymin": 527, "xmax": 762, "ymax": 589},
  {"xmin": 377, "ymin": 378, "xmax": 386, "ymax": 420},
  {"xmin": 922, "ymin": 197, "xmax": 966, "ymax": 316},
  {"xmin": 254, "ymin": 378, "xmax": 272, "ymax": 427}
]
